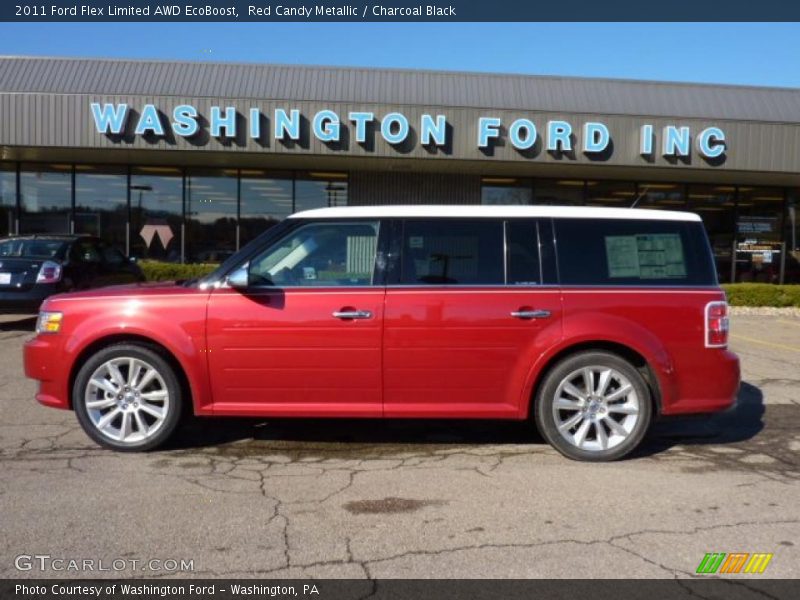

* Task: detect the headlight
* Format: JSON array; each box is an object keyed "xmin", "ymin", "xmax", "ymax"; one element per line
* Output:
[{"xmin": 36, "ymin": 311, "xmax": 63, "ymax": 334}]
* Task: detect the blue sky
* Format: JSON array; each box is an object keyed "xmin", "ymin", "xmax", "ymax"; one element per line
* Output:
[{"xmin": 1, "ymin": 23, "xmax": 800, "ymax": 87}]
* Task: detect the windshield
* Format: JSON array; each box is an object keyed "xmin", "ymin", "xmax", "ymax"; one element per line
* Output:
[{"xmin": 0, "ymin": 238, "xmax": 69, "ymax": 259}]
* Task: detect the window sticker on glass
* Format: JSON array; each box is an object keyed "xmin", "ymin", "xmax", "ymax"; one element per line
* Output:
[
  {"xmin": 408, "ymin": 236, "xmax": 424, "ymax": 249},
  {"xmin": 605, "ymin": 236, "xmax": 641, "ymax": 278},
  {"xmin": 302, "ymin": 266, "xmax": 317, "ymax": 280},
  {"xmin": 606, "ymin": 234, "xmax": 686, "ymax": 279}
]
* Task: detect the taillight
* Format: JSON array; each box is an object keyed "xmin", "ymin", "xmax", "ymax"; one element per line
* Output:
[
  {"xmin": 705, "ymin": 301, "xmax": 729, "ymax": 348},
  {"xmin": 36, "ymin": 261, "xmax": 62, "ymax": 284}
]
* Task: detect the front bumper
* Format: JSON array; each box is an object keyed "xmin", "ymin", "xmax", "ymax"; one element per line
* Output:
[
  {"xmin": 0, "ymin": 284, "xmax": 57, "ymax": 314},
  {"xmin": 24, "ymin": 334, "xmax": 71, "ymax": 410}
]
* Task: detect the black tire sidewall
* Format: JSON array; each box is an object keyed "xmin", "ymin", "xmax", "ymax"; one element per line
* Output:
[
  {"xmin": 73, "ymin": 343, "xmax": 182, "ymax": 452},
  {"xmin": 535, "ymin": 351, "xmax": 652, "ymax": 461}
]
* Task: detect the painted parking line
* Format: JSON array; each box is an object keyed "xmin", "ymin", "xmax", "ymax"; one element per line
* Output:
[{"xmin": 730, "ymin": 333, "xmax": 800, "ymax": 354}]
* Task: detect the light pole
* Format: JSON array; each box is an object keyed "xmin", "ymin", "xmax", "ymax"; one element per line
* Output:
[{"xmin": 129, "ymin": 184, "xmax": 153, "ymax": 256}]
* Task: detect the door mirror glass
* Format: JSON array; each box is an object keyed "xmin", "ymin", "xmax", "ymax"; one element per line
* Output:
[{"xmin": 225, "ymin": 263, "xmax": 249, "ymax": 289}]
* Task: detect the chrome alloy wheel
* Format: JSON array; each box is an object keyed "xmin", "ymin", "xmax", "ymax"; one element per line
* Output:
[
  {"xmin": 552, "ymin": 366, "xmax": 640, "ymax": 452},
  {"xmin": 84, "ymin": 357, "xmax": 170, "ymax": 444}
]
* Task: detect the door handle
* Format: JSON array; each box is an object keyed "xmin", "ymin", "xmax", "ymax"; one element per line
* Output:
[
  {"xmin": 510, "ymin": 309, "xmax": 551, "ymax": 320},
  {"xmin": 332, "ymin": 310, "xmax": 373, "ymax": 320}
]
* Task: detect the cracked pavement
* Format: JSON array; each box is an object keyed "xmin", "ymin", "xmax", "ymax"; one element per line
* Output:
[{"xmin": 1, "ymin": 314, "xmax": 798, "ymax": 579}]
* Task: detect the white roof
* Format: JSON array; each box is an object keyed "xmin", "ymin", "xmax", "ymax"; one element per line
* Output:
[{"xmin": 289, "ymin": 205, "xmax": 702, "ymax": 222}]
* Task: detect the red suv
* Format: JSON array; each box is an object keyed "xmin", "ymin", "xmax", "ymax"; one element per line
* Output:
[{"xmin": 24, "ymin": 206, "xmax": 740, "ymax": 461}]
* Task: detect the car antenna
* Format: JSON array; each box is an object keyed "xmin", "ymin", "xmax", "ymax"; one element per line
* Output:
[{"xmin": 630, "ymin": 185, "xmax": 648, "ymax": 208}]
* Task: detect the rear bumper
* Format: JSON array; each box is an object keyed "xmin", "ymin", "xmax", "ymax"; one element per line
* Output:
[
  {"xmin": 661, "ymin": 349, "xmax": 740, "ymax": 415},
  {"xmin": 24, "ymin": 334, "xmax": 71, "ymax": 410}
]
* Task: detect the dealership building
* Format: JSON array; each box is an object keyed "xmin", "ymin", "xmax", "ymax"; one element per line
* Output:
[{"xmin": 0, "ymin": 55, "xmax": 798, "ymax": 282}]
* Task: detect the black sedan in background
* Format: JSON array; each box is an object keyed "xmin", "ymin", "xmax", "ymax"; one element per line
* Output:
[{"xmin": 0, "ymin": 235, "xmax": 144, "ymax": 313}]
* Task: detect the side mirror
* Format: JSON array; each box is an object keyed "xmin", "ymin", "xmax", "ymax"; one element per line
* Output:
[{"xmin": 225, "ymin": 263, "xmax": 249, "ymax": 289}]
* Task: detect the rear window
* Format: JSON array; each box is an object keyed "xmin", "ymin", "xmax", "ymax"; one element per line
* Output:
[
  {"xmin": 555, "ymin": 218, "xmax": 716, "ymax": 286},
  {"xmin": 0, "ymin": 239, "xmax": 69, "ymax": 259}
]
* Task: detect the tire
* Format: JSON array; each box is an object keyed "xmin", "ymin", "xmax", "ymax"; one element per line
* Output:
[
  {"xmin": 534, "ymin": 351, "xmax": 652, "ymax": 461},
  {"xmin": 73, "ymin": 343, "xmax": 183, "ymax": 452}
]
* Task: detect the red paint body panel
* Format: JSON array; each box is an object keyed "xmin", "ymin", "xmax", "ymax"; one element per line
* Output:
[
  {"xmin": 24, "ymin": 284, "xmax": 739, "ymax": 420},
  {"xmin": 553, "ymin": 288, "xmax": 739, "ymax": 415},
  {"xmin": 205, "ymin": 287, "xmax": 384, "ymax": 417},
  {"xmin": 23, "ymin": 283, "xmax": 211, "ymax": 413},
  {"xmin": 383, "ymin": 288, "xmax": 562, "ymax": 418}
]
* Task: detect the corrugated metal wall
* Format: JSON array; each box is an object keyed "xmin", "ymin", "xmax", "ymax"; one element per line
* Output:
[
  {"xmin": 349, "ymin": 172, "xmax": 481, "ymax": 205},
  {"xmin": 2, "ymin": 56, "xmax": 800, "ymax": 122},
  {"xmin": 3, "ymin": 93, "xmax": 798, "ymax": 174}
]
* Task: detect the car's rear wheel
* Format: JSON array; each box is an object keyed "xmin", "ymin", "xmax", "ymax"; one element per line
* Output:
[
  {"xmin": 73, "ymin": 343, "xmax": 182, "ymax": 452},
  {"xmin": 534, "ymin": 351, "xmax": 652, "ymax": 461}
]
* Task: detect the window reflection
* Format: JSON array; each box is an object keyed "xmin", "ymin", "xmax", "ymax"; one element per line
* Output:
[
  {"xmin": 295, "ymin": 172, "xmax": 348, "ymax": 212},
  {"xmin": 687, "ymin": 185, "xmax": 736, "ymax": 283},
  {"xmin": 19, "ymin": 164, "xmax": 72, "ymax": 234},
  {"xmin": 534, "ymin": 180, "xmax": 585, "ymax": 205},
  {"xmin": 185, "ymin": 169, "xmax": 237, "ymax": 264},
  {"xmin": 735, "ymin": 187, "xmax": 785, "ymax": 283},
  {"xmin": 74, "ymin": 166, "xmax": 128, "ymax": 251},
  {"xmin": 786, "ymin": 190, "xmax": 800, "ymax": 283},
  {"xmin": 635, "ymin": 183, "xmax": 686, "ymax": 210},
  {"xmin": 239, "ymin": 170, "xmax": 293, "ymax": 248},
  {"xmin": 481, "ymin": 178, "xmax": 533, "ymax": 205},
  {"xmin": 586, "ymin": 181, "xmax": 637, "ymax": 208},
  {"xmin": 0, "ymin": 163, "xmax": 14, "ymax": 237},
  {"xmin": 130, "ymin": 167, "xmax": 183, "ymax": 262}
]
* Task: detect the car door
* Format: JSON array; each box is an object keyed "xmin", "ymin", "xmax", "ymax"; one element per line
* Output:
[
  {"xmin": 383, "ymin": 218, "xmax": 562, "ymax": 418},
  {"xmin": 67, "ymin": 239, "xmax": 102, "ymax": 289},
  {"xmin": 206, "ymin": 219, "xmax": 386, "ymax": 417},
  {"xmin": 97, "ymin": 242, "xmax": 141, "ymax": 285}
]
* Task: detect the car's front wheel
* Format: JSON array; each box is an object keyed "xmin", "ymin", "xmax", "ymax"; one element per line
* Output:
[
  {"xmin": 534, "ymin": 351, "xmax": 653, "ymax": 461},
  {"xmin": 73, "ymin": 343, "xmax": 183, "ymax": 451}
]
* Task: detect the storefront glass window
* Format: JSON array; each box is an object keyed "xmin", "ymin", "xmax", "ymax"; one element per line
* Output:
[
  {"xmin": 74, "ymin": 166, "xmax": 128, "ymax": 252},
  {"xmin": 130, "ymin": 167, "xmax": 183, "ymax": 262},
  {"xmin": 585, "ymin": 180, "xmax": 637, "ymax": 207},
  {"xmin": 0, "ymin": 163, "xmax": 15, "ymax": 237},
  {"xmin": 533, "ymin": 179, "xmax": 585, "ymax": 205},
  {"xmin": 686, "ymin": 185, "xmax": 736, "ymax": 283},
  {"xmin": 239, "ymin": 170, "xmax": 294, "ymax": 248},
  {"xmin": 786, "ymin": 189, "xmax": 800, "ymax": 284},
  {"xmin": 481, "ymin": 178, "xmax": 533, "ymax": 205},
  {"xmin": 635, "ymin": 183, "xmax": 686, "ymax": 210},
  {"xmin": 735, "ymin": 187, "xmax": 785, "ymax": 283},
  {"xmin": 19, "ymin": 164, "xmax": 72, "ymax": 234},
  {"xmin": 185, "ymin": 169, "xmax": 238, "ymax": 264},
  {"xmin": 295, "ymin": 172, "xmax": 348, "ymax": 212}
]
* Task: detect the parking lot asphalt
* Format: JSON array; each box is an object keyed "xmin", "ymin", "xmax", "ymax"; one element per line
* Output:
[{"xmin": 0, "ymin": 314, "xmax": 798, "ymax": 579}]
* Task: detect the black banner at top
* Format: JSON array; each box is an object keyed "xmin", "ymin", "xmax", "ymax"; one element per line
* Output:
[{"xmin": 3, "ymin": 0, "xmax": 800, "ymax": 21}]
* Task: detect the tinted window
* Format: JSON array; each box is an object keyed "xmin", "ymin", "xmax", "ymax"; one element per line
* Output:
[
  {"xmin": 400, "ymin": 219, "xmax": 503, "ymax": 285},
  {"xmin": 555, "ymin": 218, "xmax": 716, "ymax": 286},
  {"xmin": 19, "ymin": 164, "xmax": 72, "ymax": 234},
  {"xmin": 249, "ymin": 221, "xmax": 379, "ymax": 287},
  {"xmin": 100, "ymin": 243, "xmax": 126, "ymax": 267},
  {"xmin": 0, "ymin": 239, "xmax": 68, "ymax": 259},
  {"xmin": 72, "ymin": 240, "xmax": 102, "ymax": 264},
  {"xmin": 506, "ymin": 220, "xmax": 541, "ymax": 285}
]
